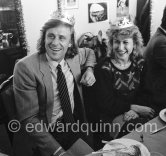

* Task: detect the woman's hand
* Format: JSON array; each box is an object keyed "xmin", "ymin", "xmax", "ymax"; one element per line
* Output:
[
  {"xmin": 130, "ymin": 105, "xmax": 155, "ymax": 118},
  {"xmin": 80, "ymin": 67, "xmax": 96, "ymax": 86},
  {"xmin": 123, "ymin": 110, "xmax": 139, "ymax": 121}
]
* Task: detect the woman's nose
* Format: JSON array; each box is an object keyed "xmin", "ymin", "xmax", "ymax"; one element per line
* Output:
[{"xmin": 118, "ymin": 42, "xmax": 125, "ymax": 50}]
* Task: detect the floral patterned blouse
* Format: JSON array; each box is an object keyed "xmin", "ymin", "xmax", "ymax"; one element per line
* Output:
[{"xmin": 94, "ymin": 57, "xmax": 145, "ymax": 119}]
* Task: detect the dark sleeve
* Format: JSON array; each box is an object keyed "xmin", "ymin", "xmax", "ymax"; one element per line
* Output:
[
  {"xmin": 136, "ymin": 56, "xmax": 166, "ymax": 113},
  {"xmin": 152, "ymin": 39, "xmax": 166, "ymax": 110},
  {"xmin": 136, "ymin": 37, "xmax": 166, "ymax": 113},
  {"xmin": 154, "ymin": 39, "xmax": 166, "ymax": 68},
  {"xmin": 135, "ymin": 62, "xmax": 151, "ymax": 107},
  {"xmin": 93, "ymin": 67, "xmax": 130, "ymax": 119}
]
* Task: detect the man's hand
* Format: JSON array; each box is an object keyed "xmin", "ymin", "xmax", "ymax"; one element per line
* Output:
[
  {"xmin": 123, "ymin": 110, "xmax": 139, "ymax": 121},
  {"xmin": 130, "ymin": 105, "xmax": 155, "ymax": 118},
  {"xmin": 80, "ymin": 67, "xmax": 96, "ymax": 86}
]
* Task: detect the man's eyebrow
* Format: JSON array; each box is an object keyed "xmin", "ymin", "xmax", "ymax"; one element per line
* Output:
[{"xmin": 47, "ymin": 32, "xmax": 54, "ymax": 35}]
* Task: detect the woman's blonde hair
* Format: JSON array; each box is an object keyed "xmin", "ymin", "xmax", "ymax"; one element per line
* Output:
[{"xmin": 108, "ymin": 23, "xmax": 144, "ymax": 61}]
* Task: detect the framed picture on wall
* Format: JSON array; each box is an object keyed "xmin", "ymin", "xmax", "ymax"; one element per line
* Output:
[
  {"xmin": 88, "ymin": 1, "xmax": 109, "ymax": 23},
  {"xmin": 64, "ymin": 0, "xmax": 79, "ymax": 9},
  {"xmin": 117, "ymin": 0, "xmax": 129, "ymax": 17}
]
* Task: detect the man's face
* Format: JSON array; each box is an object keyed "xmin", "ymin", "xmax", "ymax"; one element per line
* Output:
[{"xmin": 45, "ymin": 24, "xmax": 72, "ymax": 62}]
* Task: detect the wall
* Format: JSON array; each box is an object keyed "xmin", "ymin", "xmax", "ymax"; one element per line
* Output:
[
  {"xmin": 67, "ymin": 0, "xmax": 137, "ymax": 39},
  {"xmin": 21, "ymin": 0, "xmax": 57, "ymax": 54},
  {"xmin": 150, "ymin": 0, "xmax": 166, "ymax": 37},
  {"xmin": 21, "ymin": 0, "xmax": 137, "ymax": 54}
]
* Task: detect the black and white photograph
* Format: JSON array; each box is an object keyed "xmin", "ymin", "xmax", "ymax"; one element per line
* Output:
[
  {"xmin": 0, "ymin": 0, "xmax": 166, "ymax": 156},
  {"xmin": 64, "ymin": 0, "xmax": 79, "ymax": 9},
  {"xmin": 88, "ymin": 2, "xmax": 108, "ymax": 23},
  {"xmin": 117, "ymin": 0, "xmax": 129, "ymax": 17}
]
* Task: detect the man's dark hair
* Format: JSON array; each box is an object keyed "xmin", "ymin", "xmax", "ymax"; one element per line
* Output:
[
  {"xmin": 37, "ymin": 19, "xmax": 78, "ymax": 58},
  {"xmin": 161, "ymin": 6, "xmax": 166, "ymax": 30}
]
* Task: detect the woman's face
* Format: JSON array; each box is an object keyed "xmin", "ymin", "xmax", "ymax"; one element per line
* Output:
[{"xmin": 113, "ymin": 37, "xmax": 134, "ymax": 61}]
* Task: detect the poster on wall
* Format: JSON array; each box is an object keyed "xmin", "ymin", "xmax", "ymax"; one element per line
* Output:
[
  {"xmin": 117, "ymin": 0, "xmax": 129, "ymax": 17},
  {"xmin": 64, "ymin": 0, "xmax": 79, "ymax": 9},
  {"xmin": 88, "ymin": 1, "xmax": 108, "ymax": 23}
]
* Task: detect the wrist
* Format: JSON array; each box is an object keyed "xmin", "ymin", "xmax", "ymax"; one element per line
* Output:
[
  {"xmin": 130, "ymin": 104, "xmax": 136, "ymax": 111},
  {"xmin": 131, "ymin": 105, "xmax": 141, "ymax": 115},
  {"xmin": 86, "ymin": 66, "xmax": 94, "ymax": 73}
]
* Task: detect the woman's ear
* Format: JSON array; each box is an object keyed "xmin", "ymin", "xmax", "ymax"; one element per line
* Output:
[
  {"xmin": 69, "ymin": 43, "xmax": 72, "ymax": 47},
  {"xmin": 133, "ymin": 44, "xmax": 136, "ymax": 50}
]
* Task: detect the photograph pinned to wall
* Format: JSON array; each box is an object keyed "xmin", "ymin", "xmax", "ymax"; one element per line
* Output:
[
  {"xmin": 88, "ymin": 1, "xmax": 109, "ymax": 23},
  {"xmin": 117, "ymin": 0, "xmax": 129, "ymax": 17},
  {"xmin": 64, "ymin": 0, "xmax": 79, "ymax": 9}
]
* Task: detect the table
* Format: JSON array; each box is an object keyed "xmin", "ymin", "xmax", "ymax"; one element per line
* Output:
[
  {"xmin": 0, "ymin": 152, "xmax": 8, "ymax": 156},
  {"xmin": 87, "ymin": 116, "xmax": 166, "ymax": 156},
  {"xmin": 123, "ymin": 116, "xmax": 166, "ymax": 155}
]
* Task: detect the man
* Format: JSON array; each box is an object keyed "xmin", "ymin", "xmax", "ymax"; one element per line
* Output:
[
  {"xmin": 139, "ymin": 6, "xmax": 166, "ymax": 115},
  {"xmin": 13, "ymin": 10, "xmax": 96, "ymax": 156}
]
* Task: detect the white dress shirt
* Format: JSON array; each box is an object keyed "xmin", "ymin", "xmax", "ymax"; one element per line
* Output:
[{"xmin": 46, "ymin": 54, "xmax": 74, "ymax": 124}]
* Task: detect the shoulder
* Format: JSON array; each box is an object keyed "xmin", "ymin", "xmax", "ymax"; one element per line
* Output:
[
  {"xmin": 94, "ymin": 58, "xmax": 114, "ymax": 82},
  {"xmin": 133, "ymin": 56, "xmax": 145, "ymax": 69},
  {"xmin": 95, "ymin": 57, "xmax": 112, "ymax": 76},
  {"xmin": 15, "ymin": 52, "xmax": 39, "ymax": 71},
  {"xmin": 97, "ymin": 57, "xmax": 111, "ymax": 70},
  {"xmin": 17, "ymin": 53, "xmax": 39, "ymax": 64},
  {"xmin": 151, "ymin": 28, "xmax": 166, "ymax": 44}
]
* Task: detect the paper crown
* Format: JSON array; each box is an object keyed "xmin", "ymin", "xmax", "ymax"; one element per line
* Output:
[
  {"xmin": 110, "ymin": 17, "xmax": 134, "ymax": 29},
  {"xmin": 50, "ymin": 10, "xmax": 75, "ymax": 26}
]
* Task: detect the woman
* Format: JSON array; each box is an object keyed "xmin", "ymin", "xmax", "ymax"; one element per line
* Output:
[{"xmin": 93, "ymin": 17, "xmax": 155, "ymax": 142}]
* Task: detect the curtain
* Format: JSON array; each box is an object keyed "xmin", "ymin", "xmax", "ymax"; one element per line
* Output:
[{"xmin": 136, "ymin": 0, "xmax": 151, "ymax": 46}]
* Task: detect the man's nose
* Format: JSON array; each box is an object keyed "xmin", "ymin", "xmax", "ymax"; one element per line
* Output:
[{"xmin": 52, "ymin": 38, "xmax": 59, "ymax": 45}]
